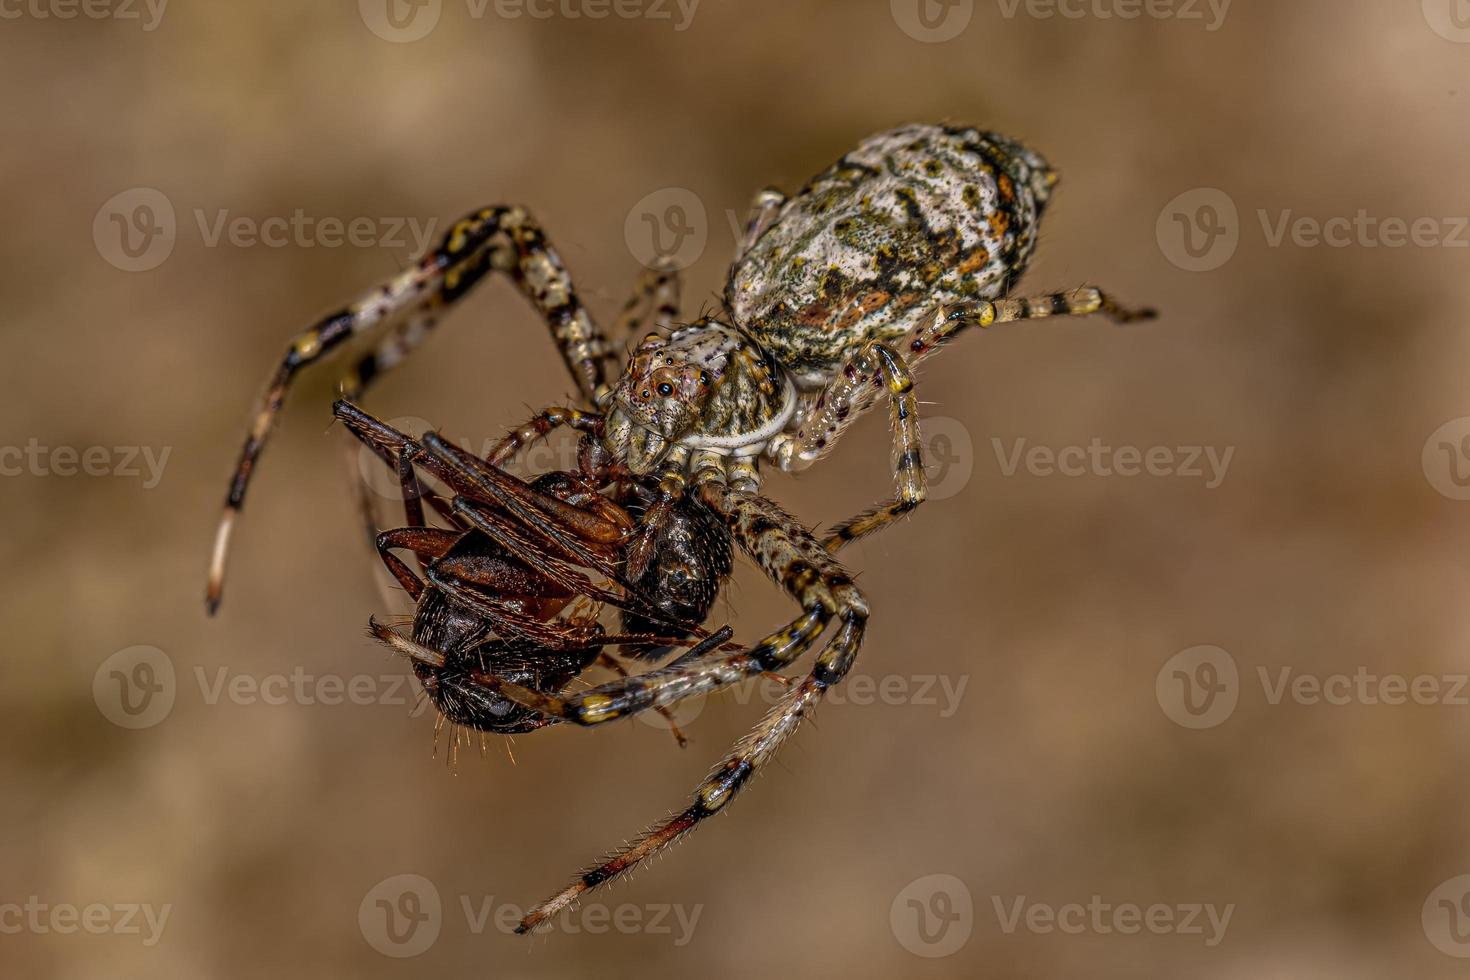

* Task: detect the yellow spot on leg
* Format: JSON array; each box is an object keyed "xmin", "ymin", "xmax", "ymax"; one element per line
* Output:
[
  {"xmin": 292, "ymin": 333, "xmax": 321, "ymax": 358},
  {"xmin": 578, "ymin": 694, "xmax": 620, "ymax": 724}
]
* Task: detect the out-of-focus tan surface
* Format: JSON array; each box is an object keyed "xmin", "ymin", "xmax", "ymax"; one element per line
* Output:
[{"xmin": 4, "ymin": 2, "xmax": 1470, "ymax": 977}]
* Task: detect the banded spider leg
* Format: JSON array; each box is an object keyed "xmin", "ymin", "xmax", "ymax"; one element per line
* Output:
[
  {"xmin": 765, "ymin": 287, "xmax": 1157, "ymax": 551},
  {"xmin": 208, "ymin": 204, "xmax": 630, "ymax": 613},
  {"xmin": 432, "ymin": 467, "xmax": 870, "ymax": 932}
]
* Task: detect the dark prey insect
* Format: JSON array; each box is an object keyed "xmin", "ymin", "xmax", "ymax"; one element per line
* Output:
[
  {"xmin": 334, "ymin": 401, "xmax": 734, "ymax": 744},
  {"xmin": 205, "ymin": 123, "xmax": 1156, "ymax": 932}
]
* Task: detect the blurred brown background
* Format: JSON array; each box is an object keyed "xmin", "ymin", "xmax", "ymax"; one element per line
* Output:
[{"xmin": 4, "ymin": 1, "xmax": 1470, "ymax": 977}]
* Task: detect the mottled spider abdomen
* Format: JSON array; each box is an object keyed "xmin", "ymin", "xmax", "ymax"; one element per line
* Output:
[{"xmin": 726, "ymin": 123, "xmax": 1057, "ymax": 381}]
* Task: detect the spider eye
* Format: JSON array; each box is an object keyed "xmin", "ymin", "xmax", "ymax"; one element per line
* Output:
[
  {"xmin": 640, "ymin": 389, "xmax": 651, "ymax": 399},
  {"xmin": 657, "ymin": 382, "xmax": 674, "ymax": 397},
  {"xmin": 699, "ymin": 371, "xmax": 710, "ymax": 386}
]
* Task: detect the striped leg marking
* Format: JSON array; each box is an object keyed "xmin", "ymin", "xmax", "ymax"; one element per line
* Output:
[
  {"xmin": 206, "ymin": 205, "xmax": 618, "ymax": 613},
  {"xmin": 484, "ymin": 406, "xmax": 602, "ymax": 469},
  {"xmin": 768, "ymin": 341, "xmax": 924, "ymax": 551},
  {"xmin": 765, "ymin": 287, "xmax": 1155, "ymax": 553},
  {"xmin": 904, "ymin": 286, "xmax": 1155, "ymax": 369},
  {"xmin": 515, "ymin": 483, "xmax": 869, "ymax": 934},
  {"xmin": 733, "ymin": 186, "xmax": 787, "ymax": 263},
  {"xmin": 614, "ymin": 254, "xmax": 683, "ymax": 346}
]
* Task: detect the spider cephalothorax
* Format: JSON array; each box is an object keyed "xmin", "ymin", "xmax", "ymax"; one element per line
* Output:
[
  {"xmin": 206, "ymin": 122, "xmax": 1156, "ymax": 933},
  {"xmin": 602, "ymin": 320, "xmax": 791, "ymax": 475}
]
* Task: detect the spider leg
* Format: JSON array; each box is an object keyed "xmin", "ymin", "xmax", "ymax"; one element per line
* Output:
[
  {"xmin": 336, "ymin": 311, "xmax": 443, "ymax": 563},
  {"xmin": 206, "ymin": 205, "xmax": 619, "ymax": 612},
  {"xmin": 595, "ymin": 652, "xmax": 689, "ymax": 748},
  {"xmin": 476, "ymin": 258, "xmax": 683, "ymax": 474},
  {"xmin": 484, "ymin": 406, "xmax": 603, "ymax": 469},
  {"xmin": 768, "ymin": 341, "xmax": 923, "ymax": 551},
  {"xmin": 614, "ymin": 254, "xmax": 683, "ymax": 346},
  {"xmin": 905, "ymin": 287, "xmax": 1156, "ymax": 370},
  {"xmin": 768, "ymin": 287, "xmax": 1155, "ymax": 550},
  {"xmin": 475, "ymin": 486, "xmax": 855, "ymax": 725},
  {"xmin": 514, "ymin": 483, "xmax": 868, "ymax": 933},
  {"xmin": 733, "ymin": 186, "xmax": 787, "ymax": 262}
]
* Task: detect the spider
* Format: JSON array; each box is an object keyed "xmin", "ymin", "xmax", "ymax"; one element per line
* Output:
[
  {"xmin": 205, "ymin": 122, "xmax": 1155, "ymax": 932},
  {"xmin": 334, "ymin": 399, "xmax": 735, "ymax": 745}
]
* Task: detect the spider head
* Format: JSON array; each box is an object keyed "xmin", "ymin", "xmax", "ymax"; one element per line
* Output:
[{"xmin": 603, "ymin": 331, "xmax": 719, "ymax": 474}]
